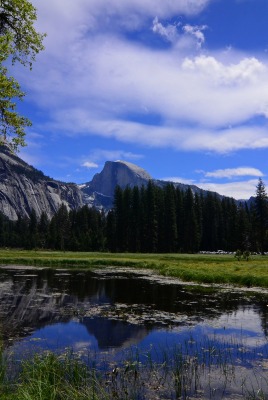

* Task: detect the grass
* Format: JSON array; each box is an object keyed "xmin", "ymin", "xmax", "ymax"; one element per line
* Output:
[
  {"xmin": 0, "ymin": 350, "xmax": 103, "ymax": 400},
  {"xmin": 0, "ymin": 339, "xmax": 267, "ymax": 399},
  {"xmin": 0, "ymin": 249, "xmax": 268, "ymax": 288}
]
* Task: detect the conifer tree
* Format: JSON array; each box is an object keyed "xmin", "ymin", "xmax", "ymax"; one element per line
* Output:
[
  {"xmin": 114, "ymin": 186, "xmax": 124, "ymax": 251},
  {"xmin": 163, "ymin": 184, "xmax": 178, "ymax": 252},
  {"xmin": 183, "ymin": 188, "xmax": 199, "ymax": 252},
  {"xmin": 38, "ymin": 211, "xmax": 49, "ymax": 248},
  {"xmin": 145, "ymin": 181, "xmax": 158, "ymax": 252},
  {"xmin": 106, "ymin": 210, "xmax": 116, "ymax": 252},
  {"xmin": 130, "ymin": 186, "xmax": 141, "ymax": 252},
  {"xmin": 255, "ymin": 178, "xmax": 268, "ymax": 254}
]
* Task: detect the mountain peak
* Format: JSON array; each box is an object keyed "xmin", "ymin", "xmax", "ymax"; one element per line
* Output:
[
  {"xmin": 114, "ymin": 160, "xmax": 152, "ymax": 180},
  {"xmin": 82, "ymin": 160, "xmax": 152, "ymax": 198}
]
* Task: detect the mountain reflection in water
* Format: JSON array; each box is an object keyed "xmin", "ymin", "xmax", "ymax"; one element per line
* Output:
[{"xmin": 0, "ymin": 266, "xmax": 268, "ymax": 356}]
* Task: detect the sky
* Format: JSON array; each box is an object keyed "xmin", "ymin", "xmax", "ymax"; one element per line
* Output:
[{"xmin": 12, "ymin": 0, "xmax": 268, "ymax": 200}]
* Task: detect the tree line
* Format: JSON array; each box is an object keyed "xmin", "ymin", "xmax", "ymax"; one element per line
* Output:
[{"xmin": 0, "ymin": 179, "xmax": 267, "ymax": 254}]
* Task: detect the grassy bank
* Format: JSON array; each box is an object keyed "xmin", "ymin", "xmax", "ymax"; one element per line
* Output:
[{"xmin": 0, "ymin": 249, "xmax": 268, "ymax": 288}]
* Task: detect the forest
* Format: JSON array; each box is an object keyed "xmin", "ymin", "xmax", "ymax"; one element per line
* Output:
[{"xmin": 0, "ymin": 179, "xmax": 267, "ymax": 254}]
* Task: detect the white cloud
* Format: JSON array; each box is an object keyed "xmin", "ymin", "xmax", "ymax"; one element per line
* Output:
[
  {"xmin": 151, "ymin": 19, "xmax": 207, "ymax": 49},
  {"xmin": 43, "ymin": 111, "xmax": 268, "ymax": 154},
  {"xmin": 152, "ymin": 17, "xmax": 179, "ymax": 43},
  {"xmin": 182, "ymin": 24, "xmax": 207, "ymax": 48},
  {"xmin": 182, "ymin": 55, "xmax": 266, "ymax": 86},
  {"xmin": 198, "ymin": 179, "xmax": 259, "ymax": 199},
  {"xmin": 204, "ymin": 167, "xmax": 264, "ymax": 179},
  {"xmin": 163, "ymin": 177, "xmax": 259, "ymax": 199},
  {"xmin": 82, "ymin": 162, "xmax": 98, "ymax": 169}
]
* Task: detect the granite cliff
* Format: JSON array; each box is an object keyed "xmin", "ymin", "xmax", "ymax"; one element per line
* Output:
[{"xmin": 0, "ymin": 146, "xmax": 84, "ymax": 220}]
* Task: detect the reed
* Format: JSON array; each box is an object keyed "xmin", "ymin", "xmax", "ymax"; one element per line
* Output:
[{"xmin": 0, "ymin": 336, "xmax": 267, "ymax": 399}]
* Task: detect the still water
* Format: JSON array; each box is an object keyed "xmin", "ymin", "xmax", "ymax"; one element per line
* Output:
[{"xmin": 1, "ymin": 266, "xmax": 268, "ymax": 398}]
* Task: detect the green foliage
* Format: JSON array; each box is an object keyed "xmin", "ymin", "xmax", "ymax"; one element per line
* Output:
[
  {"xmin": 254, "ymin": 178, "xmax": 268, "ymax": 254},
  {"xmin": 0, "ymin": 0, "xmax": 45, "ymax": 150},
  {"xmin": 0, "ymin": 37, "xmax": 29, "ymax": 150}
]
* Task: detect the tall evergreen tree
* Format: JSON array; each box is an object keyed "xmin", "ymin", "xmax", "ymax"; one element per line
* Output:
[
  {"xmin": 145, "ymin": 181, "xmax": 158, "ymax": 252},
  {"xmin": 114, "ymin": 186, "xmax": 124, "ymax": 252},
  {"xmin": 163, "ymin": 184, "xmax": 178, "ymax": 252},
  {"xmin": 183, "ymin": 188, "xmax": 199, "ymax": 253},
  {"xmin": 38, "ymin": 211, "xmax": 49, "ymax": 248},
  {"xmin": 28, "ymin": 209, "xmax": 38, "ymax": 249},
  {"xmin": 254, "ymin": 178, "xmax": 268, "ymax": 254},
  {"xmin": 130, "ymin": 186, "xmax": 141, "ymax": 252},
  {"xmin": 175, "ymin": 188, "xmax": 184, "ymax": 252},
  {"xmin": 106, "ymin": 210, "xmax": 116, "ymax": 252},
  {"xmin": 52, "ymin": 204, "xmax": 70, "ymax": 251}
]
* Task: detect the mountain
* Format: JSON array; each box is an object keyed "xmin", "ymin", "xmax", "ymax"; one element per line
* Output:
[
  {"xmin": 0, "ymin": 146, "xmax": 230, "ymax": 221},
  {"xmin": 80, "ymin": 159, "xmax": 213, "ymax": 210},
  {"xmin": 0, "ymin": 146, "xmax": 84, "ymax": 221},
  {"xmin": 80, "ymin": 160, "xmax": 153, "ymax": 209}
]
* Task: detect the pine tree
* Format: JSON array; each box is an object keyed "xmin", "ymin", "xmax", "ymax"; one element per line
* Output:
[
  {"xmin": 28, "ymin": 209, "xmax": 38, "ymax": 249},
  {"xmin": 183, "ymin": 188, "xmax": 199, "ymax": 253},
  {"xmin": 37, "ymin": 211, "xmax": 49, "ymax": 248},
  {"xmin": 114, "ymin": 186, "xmax": 124, "ymax": 251},
  {"xmin": 175, "ymin": 188, "xmax": 184, "ymax": 252},
  {"xmin": 130, "ymin": 186, "xmax": 141, "ymax": 252},
  {"xmin": 145, "ymin": 181, "xmax": 158, "ymax": 253},
  {"xmin": 163, "ymin": 184, "xmax": 178, "ymax": 252},
  {"xmin": 106, "ymin": 210, "xmax": 116, "ymax": 252},
  {"xmin": 52, "ymin": 204, "xmax": 70, "ymax": 251},
  {"xmin": 254, "ymin": 178, "xmax": 268, "ymax": 254}
]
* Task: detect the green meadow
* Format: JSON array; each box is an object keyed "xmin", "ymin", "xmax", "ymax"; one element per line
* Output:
[{"xmin": 0, "ymin": 249, "xmax": 268, "ymax": 288}]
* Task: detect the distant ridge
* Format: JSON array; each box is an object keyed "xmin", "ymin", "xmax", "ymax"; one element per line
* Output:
[{"xmin": 0, "ymin": 146, "xmax": 240, "ymax": 220}]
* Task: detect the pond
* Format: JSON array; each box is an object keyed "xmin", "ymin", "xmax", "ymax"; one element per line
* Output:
[{"xmin": 0, "ymin": 266, "xmax": 268, "ymax": 399}]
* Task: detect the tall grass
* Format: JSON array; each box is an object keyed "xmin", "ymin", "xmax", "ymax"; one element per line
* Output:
[
  {"xmin": 0, "ymin": 338, "xmax": 267, "ymax": 399},
  {"xmin": 1, "ymin": 351, "xmax": 106, "ymax": 400}
]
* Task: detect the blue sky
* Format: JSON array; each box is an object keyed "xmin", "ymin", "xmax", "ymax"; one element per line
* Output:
[{"xmin": 13, "ymin": 0, "xmax": 268, "ymax": 199}]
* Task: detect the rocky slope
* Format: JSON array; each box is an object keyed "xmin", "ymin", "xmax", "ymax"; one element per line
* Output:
[{"xmin": 0, "ymin": 146, "xmax": 84, "ymax": 220}]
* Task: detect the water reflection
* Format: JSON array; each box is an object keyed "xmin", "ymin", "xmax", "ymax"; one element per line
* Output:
[{"xmin": 0, "ymin": 266, "xmax": 268, "ymax": 355}]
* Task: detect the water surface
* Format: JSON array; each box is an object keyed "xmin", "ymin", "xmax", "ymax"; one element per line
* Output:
[{"xmin": 1, "ymin": 266, "xmax": 268, "ymax": 398}]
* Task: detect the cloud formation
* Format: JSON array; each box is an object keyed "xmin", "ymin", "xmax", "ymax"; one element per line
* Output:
[
  {"xmin": 19, "ymin": 0, "xmax": 268, "ymax": 158},
  {"xmin": 82, "ymin": 162, "xmax": 99, "ymax": 169},
  {"xmin": 204, "ymin": 167, "xmax": 264, "ymax": 179},
  {"xmin": 197, "ymin": 179, "xmax": 259, "ymax": 200},
  {"xmin": 182, "ymin": 24, "xmax": 207, "ymax": 48},
  {"xmin": 164, "ymin": 176, "xmax": 260, "ymax": 199}
]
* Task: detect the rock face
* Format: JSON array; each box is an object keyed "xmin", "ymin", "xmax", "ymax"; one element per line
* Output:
[
  {"xmin": 80, "ymin": 160, "xmax": 153, "ymax": 209},
  {"xmin": 0, "ymin": 146, "xmax": 84, "ymax": 221}
]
